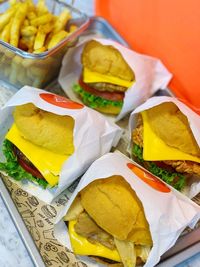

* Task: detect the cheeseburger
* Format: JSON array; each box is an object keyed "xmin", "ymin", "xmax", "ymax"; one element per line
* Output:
[
  {"xmin": 132, "ymin": 102, "xmax": 200, "ymax": 191},
  {"xmin": 0, "ymin": 103, "xmax": 74, "ymax": 188},
  {"xmin": 64, "ymin": 175, "xmax": 152, "ymax": 266},
  {"xmin": 73, "ymin": 40, "xmax": 135, "ymax": 115}
]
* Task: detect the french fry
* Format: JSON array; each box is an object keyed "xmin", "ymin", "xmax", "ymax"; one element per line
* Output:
[
  {"xmin": 9, "ymin": 59, "xmax": 18, "ymax": 83},
  {"xmin": 33, "ymin": 46, "xmax": 46, "ymax": 53},
  {"xmin": 23, "ymin": 19, "xmax": 30, "ymax": 27},
  {"xmin": 21, "ymin": 26, "xmax": 37, "ymax": 37},
  {"xmin": 69, "ymin": 24, "xmax": 78, "ymax": 33},
  {"xmin": 33, "ymin": 26, "xmax": 46, "ymax": 50},
  {"xmin": 0, "ymin": 54, "xmax": 7, "ymax": 64},
  {"xmin": 36, "ymin": 0, "xmax": 48, "ymax": 16},
  {"xmin": 30, "ymin": 66, "xmax": 48, "ymax": 77},
  {"xmin": 4, "ymin": 49, "xmax": 14, "ymax": 59},
  {"xmin": 9, "ymin": 55, "xmax": 26, "ymax": 84},
  {"xmin": 40, "ymin": 22, "xmax": 53, "ymax": 34},
  {"xmin": 27, "ymin": 11, "xmax": 37, "ymax": 21},
  {"xmin": 33, "ymin": 22, "xmax": 53, "ymax": 50},
  {"xmin": 4, "ymin": 66, "xmax": 10, "ymax": 78},
  {"xmin": 0, "ymin": 18, "xmax": 12, "ymax": 43},
  {"xmin": 0, "ymin": 7, "xmax": 16, "ymax": 31},
  {"xmin": 21, "ymin": 58, "xmax": 33, "ymax": 68},
  {"xmin": 30, "ymin": 13, "xmax": 53, "ymax": 27},
  {"xmin": 27, "ymin": 0, "xmax": 35, "ymax": 13},
  {"xmin": 12, "ymin": 55, "xmax": 23, "ymax": 64},
  {"xmin": 18, "ymin": 38, "xmax": 29, "ymax": 51},
  {"xmin": 16, "ymin": 65, "xmax": 33, "ymax": 86},
  {"xmin": 23, "ymin": 35, "xmax": 35, "ymax": 50},
  {"xmin": 47, "ymin": 30, "xmax": 68, "ymax": 49},
  {"xmin": 53, "ymin": 9, "xmax": 71, "ymax": 34},
  {"xmin": 10, "ymin": 3, "xmax": 28, "ymax": 47}
]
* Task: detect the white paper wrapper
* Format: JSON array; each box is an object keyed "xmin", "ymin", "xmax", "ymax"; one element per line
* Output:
[
  {"xmin": 54, "ymin": 152, "xmax": 200, "ymax": 267},
  {"xmin": 58, "ymin": 37, "xmax": 172, "ymax": 121},
  {"xmin": 129, "ymin": 96, "xmax": 200, "ymax": 198},
  {"xmin": 0, "ymin": 86, "xmax": 122, "ymax": 203}
]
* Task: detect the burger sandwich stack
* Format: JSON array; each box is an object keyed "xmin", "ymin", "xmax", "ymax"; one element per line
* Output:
[
  {"xmin": 129, "ymin": 96, "xmax": 200, "ymax": 198},
  {"xmin": 58, "ymin": 37, "xmax": 172, "ymax": 121},
  {"xmin": 55, "ymin": 152, "xmax": 200, "ymax": 267},
  {"xmin": 0, "ymin": 86, "xmax": 122, "ymax": 203}
]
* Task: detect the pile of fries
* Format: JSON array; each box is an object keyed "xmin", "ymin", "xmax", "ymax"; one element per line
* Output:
[
  {"xmin": 0, "ymin": 0, "xmax": 77, "ymax": 53},
  {"xmin": 0, "ymin": 0, "xmax": 80, "ymax": 88}
]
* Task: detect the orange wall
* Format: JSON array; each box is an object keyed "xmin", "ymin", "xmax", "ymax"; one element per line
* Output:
[{"xmin": 96, "ymin": 0, "xmax": 200, "ymax": 112}]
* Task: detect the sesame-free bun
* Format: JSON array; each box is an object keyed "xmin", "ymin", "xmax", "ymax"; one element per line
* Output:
[
  {"xmin": 82, "ymin": 40, "xmax": 135, "ymax": 82},
  {"xmin": 13, "ymin": 103, "xmax": 74, "ymax": 155},
  {"xmin": 80, "ymin": 175, "xmax": 152, "ymax": 245},
  {"xmin": 94, "ymin": 104, "xmax": 121, "ymax": 115},
  {"xmin": 146, "ymin": 102, "xmax": 200, "ymax": 157}
]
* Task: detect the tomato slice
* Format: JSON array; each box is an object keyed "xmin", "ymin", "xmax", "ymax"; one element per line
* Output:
[
  {"xmin": 79, "ymin": 78, "xmax": 124, "ymax": 101},
  {"xmin": 17, "ymin": 157, "xmax": 44, "ymax": 179}
]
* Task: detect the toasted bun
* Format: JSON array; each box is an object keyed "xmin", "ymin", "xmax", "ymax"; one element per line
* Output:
[
  {"xmin": 146, "ymin": 102, "xmax": 200, "ymax": 157},
  {"xmin": 80, "ymin": 175, "xmax": 152, "ymax": 245},
  {"xmin": 128, "ymin": 210, "xmax": 152, "ymax": 245},
  {"xmin": 94, "ymin": 105, "xmax": 121, "ymax": 115},
  {"xmin": 82, "ymin": 40, "xmax": 135, "ymax": 82},
  {"xmin": 13, "ymin": 103, "xmax": 74, "ymax": 155}
]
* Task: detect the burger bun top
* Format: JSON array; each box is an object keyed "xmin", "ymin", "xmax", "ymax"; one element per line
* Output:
[
  {"xmin": 146, "ymin": 102, "xmax": 200, "ymax": 157},
  {"xmin": 80, "ymin": 175, "xmax": 152, "ymax": 245},
  {"xmin": 82, "ymin": 40, "xmax": 135, "ymax": 82},
  {"xmin": 13, "ymin": 103, "xmax": 74, "ymax": 155}
]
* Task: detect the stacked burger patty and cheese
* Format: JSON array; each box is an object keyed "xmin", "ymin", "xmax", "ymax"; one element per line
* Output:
[
  {"xmin": 0, "ymin": 103, "xmax": 74, "ymax": 188},
  {"xmin": 64, "ymin": 175, "xmax": 152, "ymax": 267},
  {"xmin": 132, "ymin": 102, "xmax": 200, "ymax": 191},
  {"xmin": 73, "ymin": 40, "xmax": 135, "ymax": 115}
]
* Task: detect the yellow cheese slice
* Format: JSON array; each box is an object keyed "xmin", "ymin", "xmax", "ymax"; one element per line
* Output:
[
  {"xmin": 142, "ymin": 111, "xmax": 200, "ymax": 163},
  {"xmin": 69, "ymin": 220, "xmax": 121, "ymax": 262},
  {"xmin": 6, "ymin": 124, "xmax": 70, "ymax": 186},
  {"xmin": 83, "ymin": 67, "xmax": 134, "ymax": 88}
]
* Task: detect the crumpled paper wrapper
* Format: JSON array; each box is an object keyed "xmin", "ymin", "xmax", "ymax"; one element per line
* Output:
[
  {"xmin": 54, "ymin": 152, "xmax": 200, "ymax": 267},
  {"xmin": 0, "ymin": 86, "xmax": 122, "ymax": 203},
  {"xmin": 58, "ymin": 37, "xmax": 172, "ymax": 121},
  {"xmin": 129, "ymin": 96, "xmax": 200, "ymax": 198}
]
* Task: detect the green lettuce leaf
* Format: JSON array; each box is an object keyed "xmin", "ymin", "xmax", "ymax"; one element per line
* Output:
[
  {"xmin": 0, "ymin": 139, "xmax": 48, "ymax": 189},
  {"xmin": 73, "ymin": 84, "xmax": 123, "ymax": 109},
  {"xmin": 132, "ymin": 143, "xmax": 186, "ymax": 191}
]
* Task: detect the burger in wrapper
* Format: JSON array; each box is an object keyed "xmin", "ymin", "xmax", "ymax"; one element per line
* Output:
[
  {"xmin": 73, "ymin": 40, "xmax": 135, "ymax": 115},
  {"xmin": 63, "ymin": 175, "xmax": 152, "ymax": 267},
  {"xmin": 131, "ymin": 99, "xmax": 200, "ymax": 192},
  {"xmin": 0, "ymin": 87, "xmax": 122, "ymax": 203},
  {"xmin": 55, "ymin": 152, "xmax": 200, "ymax": 266},
  {"xmin": 0, "ymin": 103, "xmax": 74, "ymax": 188}
]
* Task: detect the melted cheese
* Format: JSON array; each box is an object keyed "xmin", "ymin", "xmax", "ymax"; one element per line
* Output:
[
  {"xmin": 6, "ymin": 124, "xmax": 70, "ymax": 186},
  {"xmin": 142, "ymin": 111, "xmax": 200, "ymax": 163},
  {"xmin": 83, "ymin": 67, "xmax": 134, "ymax": 88},
  {"xmin": 69, "ymin": 220, "xmax": 121, "ymax": 262}
]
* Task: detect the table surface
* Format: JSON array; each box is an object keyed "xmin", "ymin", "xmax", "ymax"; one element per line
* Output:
[{"xmin": 0, "ymin": 1, "xmax": 200, "ymax": 266}]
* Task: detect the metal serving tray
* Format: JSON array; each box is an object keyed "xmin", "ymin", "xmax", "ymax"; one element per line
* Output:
[{"xmin": 0, "ymin": 16, "xmax": 199, "ymax": 267}]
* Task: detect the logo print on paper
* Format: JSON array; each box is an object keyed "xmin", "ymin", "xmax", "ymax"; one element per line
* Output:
[
  {"xmin": 127, "ymin": 163, "xmax": 171, "ymax": 193},
  {"xmin": 40, "ymin": 93, "xmax": 84, "ymax": 109}
]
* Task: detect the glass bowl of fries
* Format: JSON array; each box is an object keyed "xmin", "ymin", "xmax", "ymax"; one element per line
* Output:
[{"xmin": 0, "ymin": 0, "xmax": 89, "ymax": 88}]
